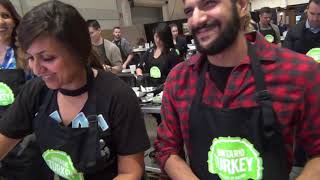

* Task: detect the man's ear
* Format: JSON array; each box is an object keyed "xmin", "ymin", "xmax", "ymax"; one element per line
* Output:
[{"xmin": 237, "ymin": 0, "xmax": 249, "ymax": 19}]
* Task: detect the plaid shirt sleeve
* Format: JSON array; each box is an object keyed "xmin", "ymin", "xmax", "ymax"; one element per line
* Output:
[
  {"xmin": 297, "ymin": 60, "xmax": 320, "ymax": 157},
  {"xmin": 154, "ymin": 66, "xmax": 185, "ymax": 170}
]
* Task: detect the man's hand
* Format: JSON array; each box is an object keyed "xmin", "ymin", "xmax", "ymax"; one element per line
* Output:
[{"xmin": 122, "ymin": 64, "xmax": 127, "ymax": 70}]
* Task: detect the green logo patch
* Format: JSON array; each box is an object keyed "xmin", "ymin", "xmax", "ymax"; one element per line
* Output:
[
  {"xmin": 0, "ymin": 82, "xmax": 14, "ymax": 106},
  {"xmin": 43, "ymin": 150, "xmax": 84, "ymax": 180},
  {"xmin": 306, "ymin": 48, "xmax": 320, "ymax": 62},
  {"xmin": 264, "ymin": 34, "xmax": 274, "ymax": 43},
  {"xmin": 208, "ymin": 137, "xmax": 263, "ymax": 180},
  {"xmin": 150, "ymin": 66, "xmax": 161, "ymax": 78}
]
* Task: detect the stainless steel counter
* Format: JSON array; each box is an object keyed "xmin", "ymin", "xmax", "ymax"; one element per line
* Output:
[{"xmin": 140, "ymin": 104, "xmax": 161, "ymax": 114}]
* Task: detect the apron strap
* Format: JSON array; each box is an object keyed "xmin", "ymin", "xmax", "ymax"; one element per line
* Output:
[
  {"xmin": 248, "ymin": 44, "xmax": 277, "ymax": 139},
  {"xmin": 193, "ymin": 61, "xmax": 208, "ymax": 104}
]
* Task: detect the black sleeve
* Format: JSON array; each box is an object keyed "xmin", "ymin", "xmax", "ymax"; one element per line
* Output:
[
  {"xmin": 110, "ymin": 82, "xmax": 150, "ymax": 155},
  {"xmin": 0, "ymin": 78, "xmax": 46, "ymax": 139},
  {"xmin": 282, "ymin": 29, "xmax": 294, "ymax": 49},
  {"xmin": 177, "ymin": 36, "xmax": 188, "ymax": 55}
]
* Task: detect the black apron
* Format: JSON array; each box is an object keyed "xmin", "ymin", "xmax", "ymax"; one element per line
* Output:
[
  {"xmin": 189, "ymin": 45, "xmax": 289, "ymax": 180},
  {"xmin": 0, "ymin": 69, "xmax": 50, "ymax": 180},
  {"xmin": 114, "ymin": 39, "xmax": 127, "ymax": 61},
  {"xmin": 294, "ymin": 28, "xmax": 320, "ymax": 54},
  {"xmin": 33, "ymin": 73, "xmax": 117, "ymax": 179},
  {"xmin": 0, "ymin": 69, "xmax": 25, "ymax": 114},
  {"xmin": 258, "ymin": 24, "xmax": 278, "ymax": 44}
]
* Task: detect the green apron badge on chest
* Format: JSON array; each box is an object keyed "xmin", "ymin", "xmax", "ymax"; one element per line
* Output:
[
  {"xmin": 150, "ymin": 66, "xmax": 161, "ymax": 78},
  {"xmin": 0, "ymin": 82, "xmax": 14, "ymax": 106},
  {"xmin": 264, "ymin": 34, "xmax": 274, "ymax": 43},
  {"xmin": 208, "ymin": 137, "xmax": 263, "ymax": 180},
  {"xmin": 43, "ymin": 150, "xmax": 84, "ymax": 180},
  {"xmin": 306, "ymin": 48, "xmax": 320, "ymax": 62}
]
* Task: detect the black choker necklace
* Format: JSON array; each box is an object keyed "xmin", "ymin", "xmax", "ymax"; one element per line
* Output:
[{"xmin": 59, "ymin": 67, "xmax": 94, "ymax": 96}]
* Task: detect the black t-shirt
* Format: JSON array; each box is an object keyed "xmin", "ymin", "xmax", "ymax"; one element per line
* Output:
[
  {"xmin": 138, "ymin": 48, "xmax": 182, "ymax": 86},
  {"xmin": 174, "ymin": 36, "xmax": 188, "ymax": 57},
  {"xmin": 208, "ymin": 63, "xmax": 234, "ymax": 93},
  {"xmin": 93, "ymin": 43, "xmax": 111, "ymax": 66},
  {"xmin": 0, "ymin": 70, "xmax": 150, "ymax": 155}
]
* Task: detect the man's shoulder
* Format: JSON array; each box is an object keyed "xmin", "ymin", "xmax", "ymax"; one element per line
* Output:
[
  {"xmin": 104, "ymin": 39, "xmax": 119, "ymax": 49},
  {"xmin": 288, "ymin": 21, "xmax": 305, "ymax": 34},
  {"xmin": 167, "ymin": 54, "xmax": 201, "ymax": 80},
  {"xmin": 121, "ymin": 38, "xmax": 129, "ymax": 43},
  {"xmin": 273, "ymin": 44, "xmax": 316, "ymax": 65}
]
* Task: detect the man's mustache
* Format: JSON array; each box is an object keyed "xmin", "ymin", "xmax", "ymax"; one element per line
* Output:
[{"xmin": 191, "ymin": 20, "xmax": 221, "ymax": 34}]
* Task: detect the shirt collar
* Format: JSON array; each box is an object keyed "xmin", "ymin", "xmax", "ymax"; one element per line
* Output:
[
  {"xmin": 305, "ymin": 19, "xmax": 320, "ymax": 33},
  {"xmin": 186, "ymin": 32, "xmax": 277, "ymax": 70}
]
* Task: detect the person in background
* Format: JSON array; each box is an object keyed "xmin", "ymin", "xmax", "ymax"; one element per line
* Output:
[
  {"xmin": 112, "ymin": 27, "xmax": 134, "ymax": 69},
  {"xmin": 0, "ymin": 1, "xmax": 150, "ymax": 179},
  {"xmin": 87, "ymin": 20, "xmax": 122, "ymax": 74},
  {"xmin": 0, "ymin": 0, "xmax": 49, "ymax": 179},
  {"xmin": 154, "ymin": 0, "xmax": 320, "ymax": 179},
  {"xmin": 136, "ymin": 37, "xmax": 147, "ymax": 47},
  {"xmin": 136, "ymin": 23, "xmax": 182, "ymax": 125},
  {"xmin": 136, "ymin": 23, "xmax": 182, "ymax": 88},
  {"xmin": 283, "ymin": 0, "xmax": 320, "ymax": 179},
  {"xmin": 169, "ymin": 23, "xmax": 188, "ymax": 58},
  {"xmin": 257, "ymin": 7, "xmax": 281, "ymax": 45},
  {"xmin": 283, "ymin": 0, "xmax": 320, "ymax": 54}
]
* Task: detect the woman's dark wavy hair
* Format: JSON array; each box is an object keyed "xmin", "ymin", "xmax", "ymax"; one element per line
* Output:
[
  {"xmin": 0, "ymin": 0, "xmax": 20, "ymax": 47},
  {"xmin": 153, "ymin": 23, "xmax": 175, "ymax": 53},
  {"xmin": 0, "ymin": 0, "xmax": 25, "ymax": 68},
  {"xmin": 17, "ymin": 0, "xmax": 93, "ymax": 66}
]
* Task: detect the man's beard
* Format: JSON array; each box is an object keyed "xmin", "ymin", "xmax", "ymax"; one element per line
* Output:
[{"xmin": 192, "ymin": 3, "xmax": 240, "ymax": 55}]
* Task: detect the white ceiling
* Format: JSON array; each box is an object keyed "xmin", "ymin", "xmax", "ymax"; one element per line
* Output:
[{"xmin": 134, "ymin": 0, "xmax": 167, "ymax": 8}]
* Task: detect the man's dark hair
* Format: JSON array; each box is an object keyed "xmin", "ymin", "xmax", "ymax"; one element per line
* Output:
[
  {"xmin": 259, "ymin": 7, "xmax": 272, "ymax": 15},
  {"xmin": 309, "ymin": 0, "xmax": 320, "ymax": 5},
  {"xmin": 17, "ymin": 0, "xmax": 92, "ymax": 66},
  {"xmin": 86, "ymin": 19, "xmax": 100, "ymax": 30},
  {"xmin": 113, "ymin": 26, "xmax": 121, "ymax": 31}
]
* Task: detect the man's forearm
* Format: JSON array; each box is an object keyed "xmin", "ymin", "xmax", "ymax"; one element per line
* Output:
[
  {"xmin": 164, "ymin": 154, "xmax": 199, "ymax": 180},
  {"xmin": 297, "ymin": 157, "xmax": 320, "ymax": 180},
  {"xmin": 124, "ymin": 54, "xmax": 134, "ymax": 66}
]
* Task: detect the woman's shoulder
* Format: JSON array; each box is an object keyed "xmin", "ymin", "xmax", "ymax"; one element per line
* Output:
[
  {"xmin": 94, "ymin": 70, "xmax": 133, "ymax": 94},
  {"xmin": 22, "ymin": 77, "xmax": 48, "ymax": 96}
]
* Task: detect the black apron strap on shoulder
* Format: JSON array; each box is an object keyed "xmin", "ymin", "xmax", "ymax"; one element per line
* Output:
[
  {"xmin": 248, "ymin": 44, "xmax": 276, "ymax": 139},
  {"xmin": 194, "ymin": 61, "xmax": 208, "ymax": 104}
]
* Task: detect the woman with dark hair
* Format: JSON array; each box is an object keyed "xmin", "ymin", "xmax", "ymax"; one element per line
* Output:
[
  {"xmin": 136, "ymin": 23, "xmax": 182, "ymax": 87},
  {"xmin": 0, "ymin": 1, "xmax": 149, "ymax": 179},
  {"xmin": 0, "ymin": 1, "xmax": 48, "ymax": 180},
  {"xmin": 169, "ymin": 23, "xmax": 188, "ymax": 58}
]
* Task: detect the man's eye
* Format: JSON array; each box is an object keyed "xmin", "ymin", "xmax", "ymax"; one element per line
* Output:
[
  {"xmin": 184, "ymin": 8, "xmax": 194, "ymax": 18},
  {"xmin": 201, "ymin": 0, "xmax": 218, "ymax": 10}
]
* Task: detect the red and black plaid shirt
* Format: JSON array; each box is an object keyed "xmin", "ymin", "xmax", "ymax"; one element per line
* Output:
[{"xmin": 154, "ymin": 33, "xmax": 320, "ymax": 170}]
